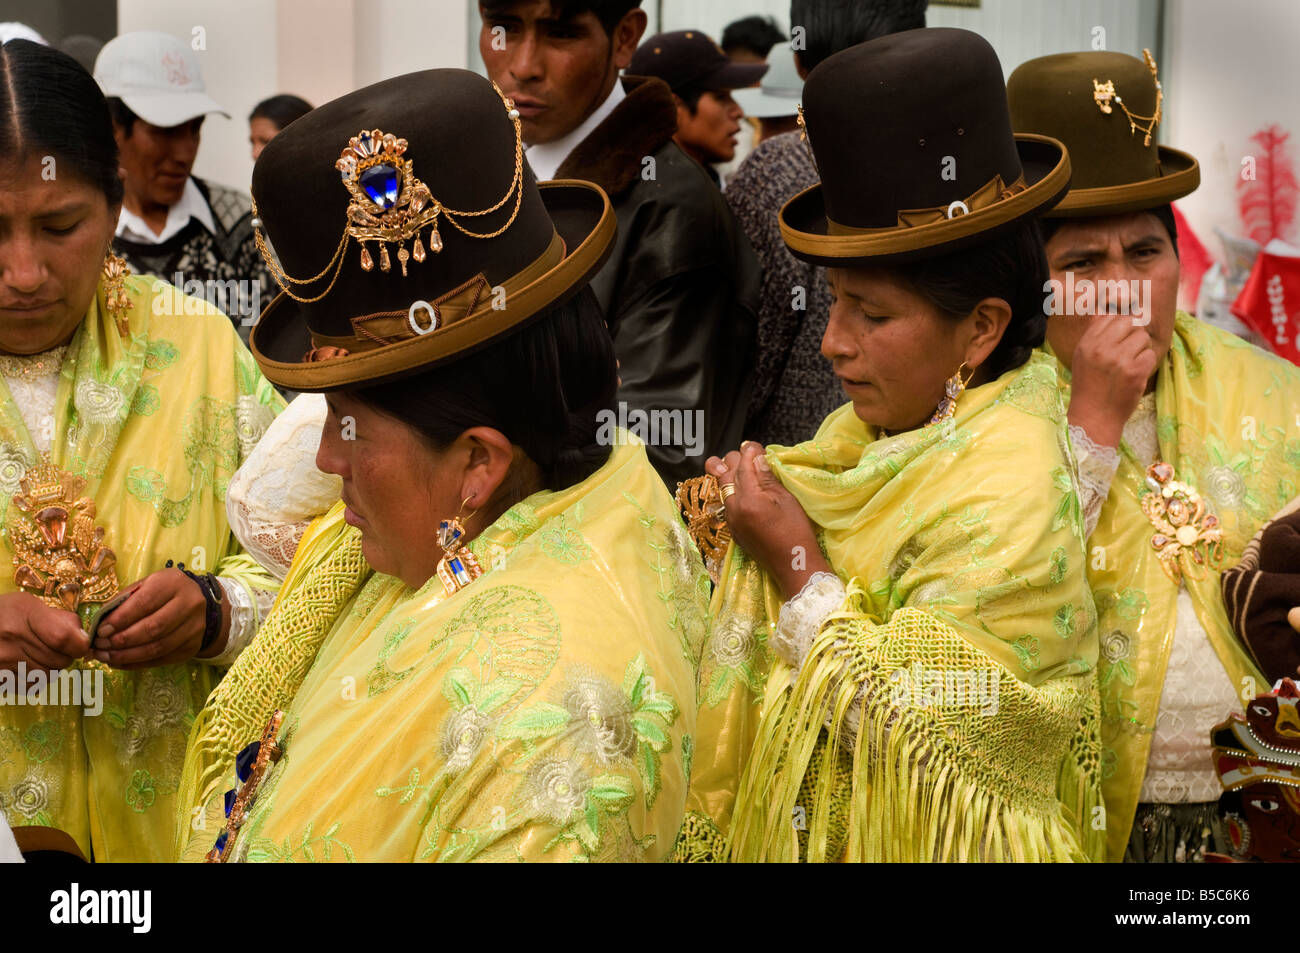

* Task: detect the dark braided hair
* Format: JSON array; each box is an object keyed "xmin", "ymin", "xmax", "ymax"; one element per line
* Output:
[
  {"xmin": 354, "ymin": 286, "xmax": 617, "ymax": 494},
  {"xmin": 891, "ymin": 219, "xmax": 1049, "ymax": 381}
]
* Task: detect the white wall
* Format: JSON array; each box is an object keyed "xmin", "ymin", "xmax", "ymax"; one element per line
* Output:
[{"xmin": 654, "ymin": 0, "xmax": 1157, "ymax": 75}]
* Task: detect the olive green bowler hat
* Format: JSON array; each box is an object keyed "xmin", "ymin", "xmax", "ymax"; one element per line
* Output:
[
  {"xmin": 1007, "ymin": 50, "xmax": 1199, "ymax": 218},
  {"xmin": 248, "ymin": 69, "xmax": 616, "ymax": 392}
]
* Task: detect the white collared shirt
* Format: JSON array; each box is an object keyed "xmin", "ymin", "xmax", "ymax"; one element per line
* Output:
[
  {"xmin": 115, "ymin": 176, "xmax": 216, "ymax": 244},
  {"xmin": 525, "ymin": 79, "xmax": 626, "ymax": 182}
]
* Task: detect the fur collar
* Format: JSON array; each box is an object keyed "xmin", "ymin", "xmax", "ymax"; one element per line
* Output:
[{"xmin": 555, "ymin": 75, "xmax": 678, "ymax": 199}]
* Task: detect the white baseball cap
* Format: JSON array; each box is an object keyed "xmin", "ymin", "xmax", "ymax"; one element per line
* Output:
[
  {"xmin": 733, "ymin": 50, "xmax": 803, "ymax": 120},
  {"xmin": 94, "ymin": 30, "xmax": 229, "ymax": 128}
]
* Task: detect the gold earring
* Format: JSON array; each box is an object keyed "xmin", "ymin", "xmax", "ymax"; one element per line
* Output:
[
  {"xmin": 436, "ymin": 495, "xmax": 482, "ymax": 594},
  {"xmin": 930, "ymin": 361, "xmax": 974, "ymax": 425},
  {"xmin": 101, "ymin": 251, "xmax": 132, "ymax": 338}
]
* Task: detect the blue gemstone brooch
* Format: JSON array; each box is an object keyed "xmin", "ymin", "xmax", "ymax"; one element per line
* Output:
[{"xmin": 333, "ymin": 84, "xmax": 524, "ymax": 278}]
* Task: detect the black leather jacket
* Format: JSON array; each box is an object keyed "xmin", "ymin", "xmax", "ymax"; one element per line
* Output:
[{"xmin": 557, "ymin": 76, "xmax": 759, "ymax": 486}]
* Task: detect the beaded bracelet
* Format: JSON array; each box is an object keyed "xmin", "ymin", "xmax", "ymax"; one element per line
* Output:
[{"xmin": 164, "ymin": 560, "xmax": 224, "ymax": 654}]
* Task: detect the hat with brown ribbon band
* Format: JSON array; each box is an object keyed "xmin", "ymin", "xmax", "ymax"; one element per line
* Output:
[
  {"xmin": 779, "ymin": 28, "xmax": 1071, "ymax": 267},
  {"xmin": 248, "ymin": 68, "xmax": 616, "ymax": 392},
  {"xmin": 1008, "ymin": 49, "xmax": 1199, "ymax": 218}
]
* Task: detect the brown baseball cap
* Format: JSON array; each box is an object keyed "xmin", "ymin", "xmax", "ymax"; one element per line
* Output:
[{"xmin": 628, "ymin": 29, "xmax": 768, "ymax": 93}]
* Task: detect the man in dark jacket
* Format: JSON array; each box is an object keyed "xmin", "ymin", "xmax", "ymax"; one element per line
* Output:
[{"xmin": 478, "ymin": 0, "xmax": 760, "ymax": 486}]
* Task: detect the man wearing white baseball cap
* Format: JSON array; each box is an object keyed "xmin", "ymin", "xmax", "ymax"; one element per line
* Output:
[{"xmin": 95, "ymin": 31, "xmax": 269, "ymax": 342}]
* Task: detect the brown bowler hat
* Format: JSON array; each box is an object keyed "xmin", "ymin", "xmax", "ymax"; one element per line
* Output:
[
  {"xmin": 779, "ymin": 28, "xmax": 1071, "ymax": 266},
  {"xmin": 248, "ymin": 69, "xmax": 615, "ymax": 391},
  {"xmin": 1008, "ymin": 50, "xmax": 1199, "ymax": 218}
]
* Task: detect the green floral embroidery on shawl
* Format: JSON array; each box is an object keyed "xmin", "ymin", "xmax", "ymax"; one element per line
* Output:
[{"xmin": 367, "ymin": 621, "xmax": 418, "ymax": 697}]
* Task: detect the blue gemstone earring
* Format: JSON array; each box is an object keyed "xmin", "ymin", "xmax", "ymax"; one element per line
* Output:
[{"xmin": 436, "ymin": 496, "xmax": 483, "ymax": 595}]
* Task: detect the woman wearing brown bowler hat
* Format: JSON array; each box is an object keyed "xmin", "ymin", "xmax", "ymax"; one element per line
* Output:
[
  {"xmin": 1009, "ymin": 50, "xmax": 1300, "ymax": 863},
  {"xmin": 673, "ymin": 28, "xmax": 1103, "ymax": 863},
  {"xmin": 174, "ymin": 69, "xmax": 709, "ymax": 862}
]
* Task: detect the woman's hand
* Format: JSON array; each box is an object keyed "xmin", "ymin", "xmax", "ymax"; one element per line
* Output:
[
  {"xmin": 92, "ymin": 569, "xmax": 228, "ymax": 669},
  {"xmin": 1066, "ymin": 314, "xmax": 1159, "ymax": 448},
  {"xmin": 707, "ymin": 442, "xmax": 832, "ymax": 601},
  {"xmin": 0, "ymin": 592, "xmax": 89, "ymax": 671}
]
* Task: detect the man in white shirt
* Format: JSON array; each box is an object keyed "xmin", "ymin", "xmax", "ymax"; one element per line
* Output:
[{"xmin": 94, "ymin": 31, "xmax": 270, "ymax": 343}]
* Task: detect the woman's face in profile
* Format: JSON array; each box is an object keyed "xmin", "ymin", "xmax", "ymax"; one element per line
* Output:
[
  {"xmin": 249, "ymin": 116, "xmax": 279, "ymax": 161},
  {"xmin": 821, "ymin": 265, "xmax": 982, "ymax": 433},
  {"xmin": 0, "ymin": 155, "xmax": 118, "ymax": 355},
  {"xmin": 316, "ymin": 391, "xmax": 466, "ymax": 588}
]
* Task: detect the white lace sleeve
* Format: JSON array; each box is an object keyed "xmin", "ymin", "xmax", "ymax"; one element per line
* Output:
[
  {"xmin": 226, "ymin": 393, "xmax": 341, "ymax": 580},
  {"xmin": 199, "ymin": 576, "xmax": 274, "ymax": 666},
  {"xmin": 1068, "ymin": 423, "xmax": 1121, "ymax": 539},
  {"xmin": 771, "ymin": 572, "xmax": 847, "ymax": 668}
]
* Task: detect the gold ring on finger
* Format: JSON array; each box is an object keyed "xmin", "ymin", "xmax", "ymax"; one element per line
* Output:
[{"xmin": 719, "ymin": 482, "xmax": 737, "ymax": 503}]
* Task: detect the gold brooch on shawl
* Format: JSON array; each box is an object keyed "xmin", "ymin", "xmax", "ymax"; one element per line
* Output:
[
  {"xmin": 676, "ymin": 474, "xmax": 731, "ymax": 581},
  {"xmin": 8, "ymin": 461, "xmax": 119, "ymax": 614},
  {"xmin": 1140, "ymin": 461, "xmax": 1224, "ymax": 583},
  {"xmin": 206, "ymin": 709, "xmax": 285, "ymax": 863}
]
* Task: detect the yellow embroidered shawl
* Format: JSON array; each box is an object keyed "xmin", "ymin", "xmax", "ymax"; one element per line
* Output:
[
  {"xmin": 1057, "ymin": 313, "xmax": 1300, "ymax": 861},
  {"xmin": 177, "ymin": 439, "xmax": 709, "ymax": 862},
  {"xmin": 0, "ymin": 274, "xmax": 283, "ymax": 861},
  {"xmin": 678, "ymin": 351, "xmax": 1104, "ymax": 862}
]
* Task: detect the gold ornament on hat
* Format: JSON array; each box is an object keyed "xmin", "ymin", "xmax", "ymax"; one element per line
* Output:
[
  {"xmin": 1140, "ymin": 460, "xmax": 1223, "ymax": 583},
  {"xmin": 1092, "ymin": 48, "xmax": 1163, "ymax": 148},
  {"xmin": 8, "ymin": 461, "xmax": 118, "ymax": 615},
  {"xmin": 251, "ymin": 82, "xmax": 525, "ymax": 298}
]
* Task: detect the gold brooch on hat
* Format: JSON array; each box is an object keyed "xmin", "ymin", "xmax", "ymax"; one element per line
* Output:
[
  {"xmin": 1092, "ymin": 48, "xmax": 1163, "ymax": 147},
  {"xmin": 252, "ymin": 83, "xmax": 525, "ymax": 298}
]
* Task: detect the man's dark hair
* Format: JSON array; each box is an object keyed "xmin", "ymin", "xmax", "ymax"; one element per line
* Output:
[
  {"xmin": 0, "ymin": 40, "xmax": 124, "ymax": 205},
  {"xmin": 789, "ymin": 0, "xmax": 928, "ymax": 72},
  {"xmin": 105, "ymin": 96, "xmax": 140, "ymax": 135},
  {"xmin": 887, "ymin": 220, "xmax": 1049, "ymax": 382},
  {"xmin": 250, "ymin": 94, "xmax": 314, "ymax": 131},
  {"xmin": 674, "ymin": 85, "xmax": 708, "ymax": 115},
  {"xmin": 479, "ymin": 0, "xmax": 642, "ymax": 37},
  {"xmin": 721, "ymin": 15, "xmax": 786, "ymax": 58}
]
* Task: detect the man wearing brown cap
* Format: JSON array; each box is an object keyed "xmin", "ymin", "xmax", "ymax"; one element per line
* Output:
[
  {"xmin": 627, "ymin": 30, "xmax": 767, "ymax": 187},
  {"xmin": 478, "ymin": 0, "xmax": 760, "ymax": 486}
]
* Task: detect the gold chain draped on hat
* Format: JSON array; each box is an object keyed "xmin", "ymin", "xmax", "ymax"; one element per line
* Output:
[
  {"xmin": 1092, "ymin": 48, "xmax": 1163, "ymax": 147},
  {"xmin": 251, "ymin": 81, "xmax": 525, "ymax": 303}
]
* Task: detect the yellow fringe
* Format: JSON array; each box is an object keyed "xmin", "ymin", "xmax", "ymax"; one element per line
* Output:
[
  {"xmin": 173, "ymin": 505, "xmax": 370, "ymax": 859},
  {"xmin": 728, "ymin": 598, "xmax": 1101, "ymax": 863}
]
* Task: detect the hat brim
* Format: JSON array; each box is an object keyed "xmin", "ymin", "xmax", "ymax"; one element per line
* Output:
[
  {"xmin": 702, "ymin": 61, "xmax": 769, "ymax": 92},
  {"xmin": 780, "ymin": 133, "xmax": 1072, "ymax": 266},
  {"xmin": 733, "ymin": 86, "xmax": 800, "ymax": 119},
  {"xmin": 249, "ymin": 179, "xmax": 616, "ymax": 392},
  {"xmin": 119, "ymin": 90, "xmax": 230, "ymax": 127},
  {"xmin": 1045, "ymin": 145, "xmax": 1199, "ymax": 218}
]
